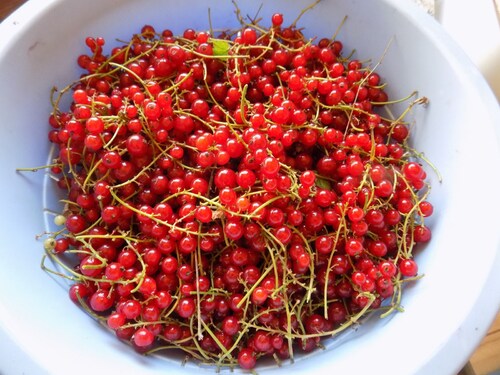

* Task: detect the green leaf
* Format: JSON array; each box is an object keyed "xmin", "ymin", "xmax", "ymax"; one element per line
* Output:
[
  {"xmin": 316, "ymin": 176, "xmax": 331, "ymax": 190},
  {"xmin": 212, "ymin": 39, "xmax": 230, "ymax": 59}
]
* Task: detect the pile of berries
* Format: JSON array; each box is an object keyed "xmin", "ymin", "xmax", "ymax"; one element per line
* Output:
[{"xmin": 42, "ymin": 9, "xmax": 433, "ymax": 370}]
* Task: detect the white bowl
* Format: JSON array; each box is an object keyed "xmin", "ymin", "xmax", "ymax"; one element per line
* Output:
[{"xmin": 1, "ymin": 0, "xmax": 499, "ymax": 374}]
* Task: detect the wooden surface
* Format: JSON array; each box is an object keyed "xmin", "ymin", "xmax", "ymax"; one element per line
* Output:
[
  {"xmin": 0, "ymin": 0, "xmax": 499, "ymax": 374},
  {"xmin": 470, "ymin": 315, "xmax": 500, "ymax": 375},
  {"xmin": 0, "ymin": 0, "xmax": 27, "ymax": 21}
]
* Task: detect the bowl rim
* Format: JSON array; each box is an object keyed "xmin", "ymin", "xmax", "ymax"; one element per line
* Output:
[{"xmin": 0, "ymin": 1, "xmax": 499, "ymax": 375}]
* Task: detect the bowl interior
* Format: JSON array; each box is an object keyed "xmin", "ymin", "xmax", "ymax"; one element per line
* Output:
[{"xmin": 0, "ymin": 0, "xmax": 499, "ymax": 374}]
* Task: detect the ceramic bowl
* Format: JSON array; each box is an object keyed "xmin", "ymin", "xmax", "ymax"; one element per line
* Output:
[{"xmin": 0, "ymin": 0, "xmax": 499, "ymax": 374}]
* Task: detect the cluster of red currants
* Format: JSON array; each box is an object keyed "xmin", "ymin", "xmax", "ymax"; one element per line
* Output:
[{"xmin": 44, "ymin": 11, "xmax": 433, "ymax": 370}]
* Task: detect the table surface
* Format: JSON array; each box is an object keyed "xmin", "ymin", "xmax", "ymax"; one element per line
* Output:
[{"xmin": 0, "ymin": 1, "xmax": 499, "ymax": 374}]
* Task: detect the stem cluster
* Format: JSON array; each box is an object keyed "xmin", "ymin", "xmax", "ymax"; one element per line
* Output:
[{"xmin": 38, "ymin": 6, "xmax": 434, "ymax": 370}]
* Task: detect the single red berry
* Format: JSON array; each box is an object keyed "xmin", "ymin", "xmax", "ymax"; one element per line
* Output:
[
  {"xmin": 195, "ymin": 205, "xmax": 213, "ymax": 223},
  {"xmin": 261, "ymin": 156, "xmax": 280, "ymax": 177},
  {"xmin": 238, "ymin": 348, "xmax": 256, "ymax": 369},
  {"xmin": 89, "ymin": 289, "xmax": 115, "ymax": 312},
  {"xmin": 221, "ymin": 315, "xmax": 241, "ymax": 336},
  {"xmin": 271, "ymin": 13, "xmax": 284, "ymax": 27},
  {"xmin": 414, "ymin": 225, "xmax": 432, "ymax": 242},
  {"xmin": 399, "ymin": 258, "xmax": 418, "ymax": 277},
  {"xmin": 176, "ymin": 297, "xmax": 196, "ymax": 318},
  {"xmin": 107, "ymin": 312, "xmax": 126, "ymax": 330},
  {"xmin": 345, "ymin": 238, "xmax": 364, "ymax": 256},
  {"xmin": 251, "ymin": 286, "xmax": 268, "ymax": 305},
  {"xmin": 133, "ymin": 327, "xmax": 155, "ymax": 347},
  {"xmin": 236, "ymin": 169, "xmax": 256, "ymax": 189},
  {"xmin": 300, "ymin": 170, "xmax": 316, "ymax": 187}
]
